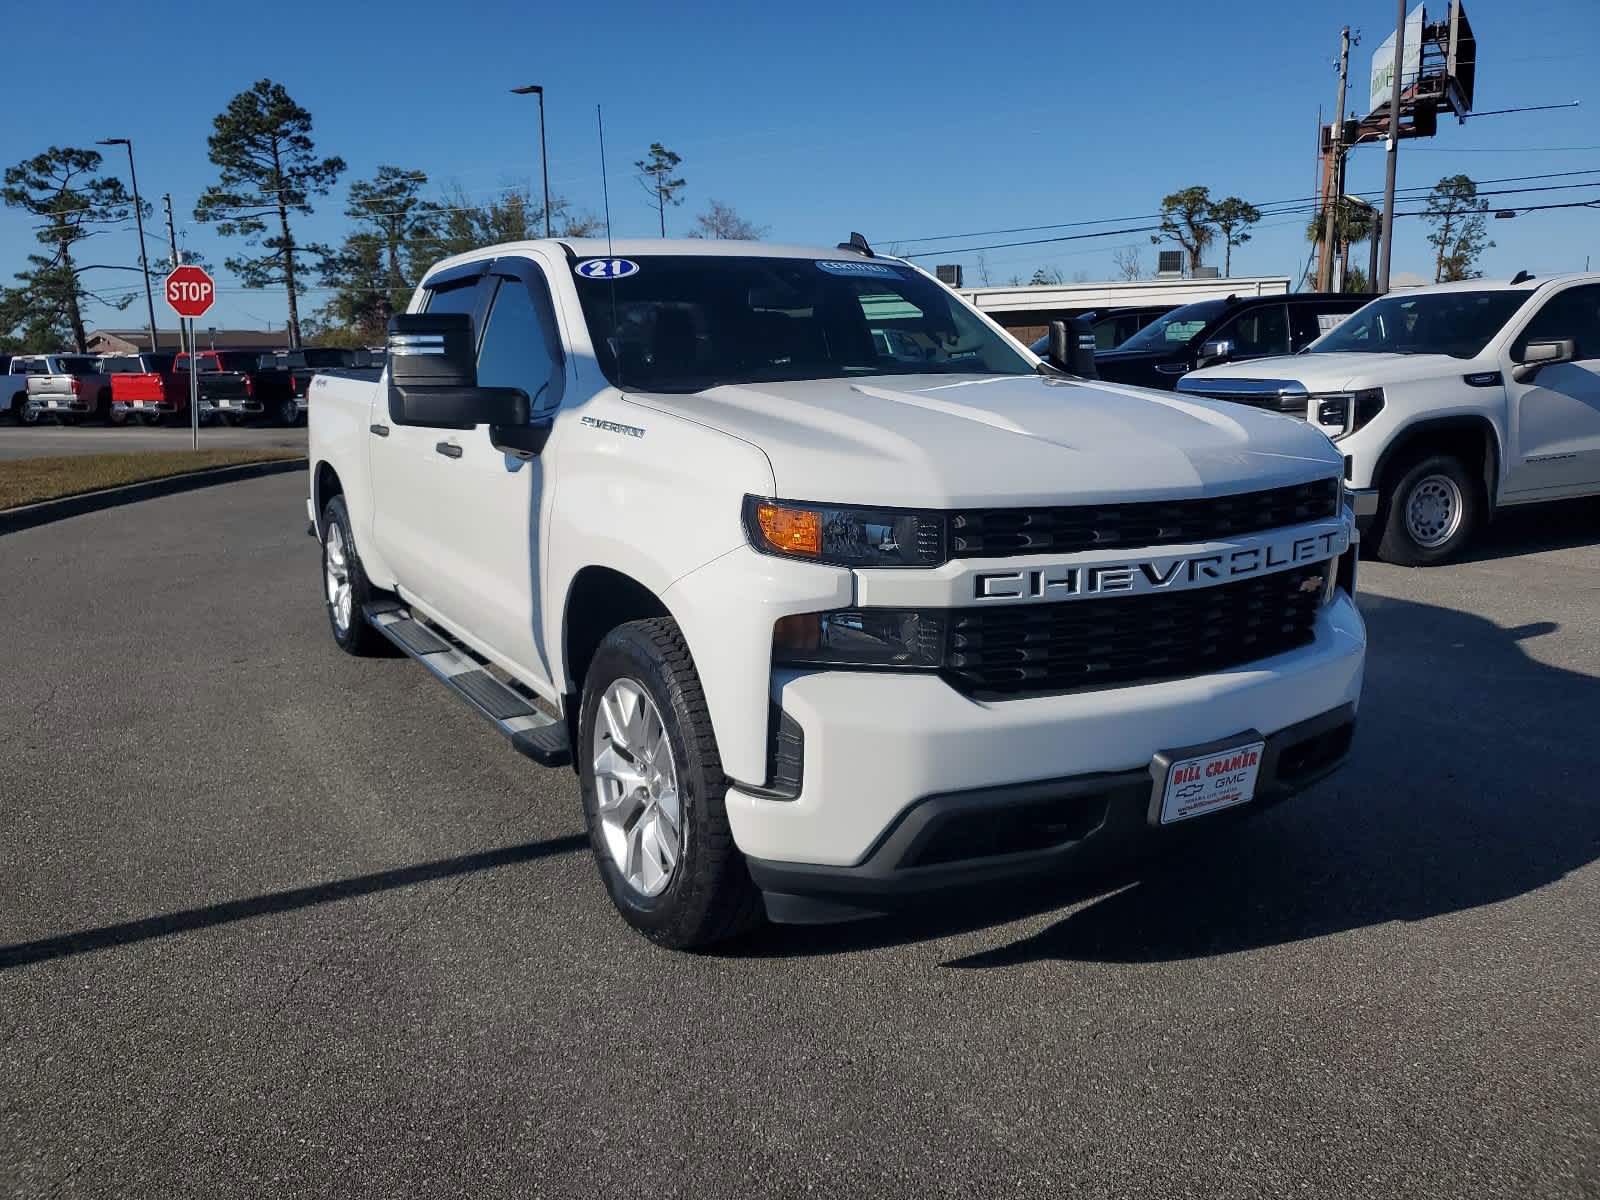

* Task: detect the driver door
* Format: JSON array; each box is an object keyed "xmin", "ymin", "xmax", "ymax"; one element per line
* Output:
[{"xmin": 1502, "ymin": 283, "xmax": 1600, "ymax": 497}]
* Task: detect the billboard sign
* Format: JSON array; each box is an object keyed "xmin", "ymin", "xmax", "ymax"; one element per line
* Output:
[{"xmin": 1370, "ymin": 3, "xmax": 1425, "ymax": 114}]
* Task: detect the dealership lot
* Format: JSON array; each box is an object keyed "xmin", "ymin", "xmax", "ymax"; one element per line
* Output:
[{"xmin": 1, "ymin": 473, "xmax": 1596, "ymax": 1198}]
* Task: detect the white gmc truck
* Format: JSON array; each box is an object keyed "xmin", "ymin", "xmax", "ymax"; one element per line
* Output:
[
  {"xmin": 308, "ymin": 237, "xmax": 1366, "ymax": 949},
  {"xmin": 1178, "ymin": 274, "xmax": 1600, "ymax": 564}
]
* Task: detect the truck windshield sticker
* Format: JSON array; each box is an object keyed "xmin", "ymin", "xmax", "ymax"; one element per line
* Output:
[
  {"xmin": 575, "ymin": 258, "xmax": 640, "ymax": 280},
  {"xmin": 816, "ymin": 260, "xmax": 904, "ymax": 279}
]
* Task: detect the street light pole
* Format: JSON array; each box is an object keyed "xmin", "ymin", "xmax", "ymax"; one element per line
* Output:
[
  {"xmin": 98, "ymin": 137, "xmax": 160, "ymax": 351},
  {"xmin": 510, "ymin": 84, "xmax": 553, "ymax": 238}
]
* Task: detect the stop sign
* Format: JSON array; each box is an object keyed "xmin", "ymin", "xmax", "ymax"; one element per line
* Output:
[{"xmin": 165, "ymin": 265, "xmax": 216, "ymax": 318}]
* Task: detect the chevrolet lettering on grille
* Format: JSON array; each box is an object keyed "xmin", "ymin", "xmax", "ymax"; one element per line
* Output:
[{"xmin": 973, "ymin": 527, "xmax": 1346, "ymax": 602}]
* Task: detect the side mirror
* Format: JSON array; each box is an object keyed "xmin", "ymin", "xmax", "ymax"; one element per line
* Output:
[
  {"xmin": 1198, "ymin": 338, "xmax": 1234, "ymax": 368},
  {"xmin": 1512, "ymin": 338, "xmax": 1577, "ymax": 383},
  {"xmin": 387, "ymin": 312, "xmax": 529, "ymax": 430},
  {"xmin": 1046, "ymin": 319, "xmax": 1099, "ymax": 378}
]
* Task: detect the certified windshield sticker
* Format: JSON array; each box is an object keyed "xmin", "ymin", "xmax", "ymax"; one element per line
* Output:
[
  {"xmin": 816, "ymin": 259, "xmax": 903, "ymax": 278},
  {"xmin": 575, "ymin": 258, "xmax": 639, "ymax": 280}
]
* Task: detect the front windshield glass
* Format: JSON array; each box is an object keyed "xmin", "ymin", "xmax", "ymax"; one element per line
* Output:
[
  {"xmin": 572, "ymin": 255, "xmax": 1033, "ymax": 392},
  {"xmin": 1114, "ymin": 301, "xmax": 1224, "ymax": 352},
  {"xmin": 1309, "ymin": 290, "xmax": 1530, "ymax": 358}
]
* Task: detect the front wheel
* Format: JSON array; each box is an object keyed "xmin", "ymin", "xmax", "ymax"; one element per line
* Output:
[
  {"xmin": 320, "ymin": 495, "xmax": 389, "ymax": 656},
  {"xmin": 1376, "ymin": 453, "xmax": 1480, "ymax": 566},
  {"xmin": 578, "ymin": 618, "xmax": 763, "ymax": 950}
]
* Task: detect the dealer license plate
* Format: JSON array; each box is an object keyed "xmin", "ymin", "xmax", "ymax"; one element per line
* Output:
[
  {"xmin": 1157, "ymin": 740, "xmax": 1265, "ymax": 825},
  {"xmin": 215, "ymin": 399, "xmax": 231, "ymax": 408},
  {"xmin": 46, "ymin": 400, "xmax": 59, "ymax": 409}
]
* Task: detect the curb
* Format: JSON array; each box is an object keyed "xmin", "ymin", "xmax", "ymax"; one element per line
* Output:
[{"xmin": 0, "ymin": 457, "xmax": 308, "ymax": 537}]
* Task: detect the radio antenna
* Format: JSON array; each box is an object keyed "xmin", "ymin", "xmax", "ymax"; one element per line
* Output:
[{"xmin": 597, "ymin": 104, "xmax": 622, "ymax": 390}]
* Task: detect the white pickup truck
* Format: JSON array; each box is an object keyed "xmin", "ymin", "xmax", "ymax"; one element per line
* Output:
[
  {"xmin": 1178, "ymin": 274, "xmax": 1600, "ymax": 564},
  {"xmin": 308, "ymin": 237, "xmax": 1366, "ymax": 948}
]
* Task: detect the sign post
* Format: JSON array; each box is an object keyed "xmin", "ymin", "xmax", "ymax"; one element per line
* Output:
[{"xmin": 164, "ymin": 265, "xmax": 216, "ymax": 450}]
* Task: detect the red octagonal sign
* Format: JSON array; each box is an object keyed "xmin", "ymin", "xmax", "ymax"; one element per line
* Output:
[{"xmin": 165, "ymin": 265, "xmax": 216, "ymax": 318}]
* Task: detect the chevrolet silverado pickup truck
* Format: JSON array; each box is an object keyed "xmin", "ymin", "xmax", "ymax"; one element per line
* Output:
[
  {"xmin": 1177, "ymin": 274, "xmax": 1600, "ymax": 564},
  {"xmin": 106, "ymin": 353, "xmax": 183, "ymax": 425},
  {"xmin": 175, "ymin": 350, "xmax": 295, "ymax": 425},
  {"xmin": 24, "ymin": 354, "xmax": 112, "ymax": 424},
  {"xmin": 308, "ymin": 238, "xmax": 1366, "ymax": 949}
]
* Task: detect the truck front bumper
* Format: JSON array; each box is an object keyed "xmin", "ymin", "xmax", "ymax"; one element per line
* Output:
[
  {"xmin": 727, "ymin": 591, "xmax": 1365, "ymax": 918},
  {"xmin": 1350, "ymin": 487, "xmax": 1380, "ymax": 527}
]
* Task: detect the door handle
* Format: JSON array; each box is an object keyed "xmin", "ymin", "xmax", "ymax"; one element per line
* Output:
[
  {"xmin": 435, "ymin": 441, "xmax": 463, "ymax": 459},
  {"xmin": 369, "ymin": 423, "xmax": 389, "ymax": 437}
]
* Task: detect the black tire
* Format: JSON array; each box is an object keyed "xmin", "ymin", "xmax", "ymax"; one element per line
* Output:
[
  {"xmin": 578, "ymin": 618, "xmax": 763, "ymax": 950},
  {"xmin": 108, "ymin": 408, "xmax": 129, "ymax": 427},
  {"xmin": 275, "ymin": 395, "xmax": 299, "ymax": 426},
  {"xmin": 1376, "ymin": 452, "xmax": 1480, "ymax": 566},
  {"xmin": 319, "ymin": 495, "xmax": 389, "ymax": 656},
  {"xmin": 18, "ymin": 401, "xmax": 38, "ymax": 426}
]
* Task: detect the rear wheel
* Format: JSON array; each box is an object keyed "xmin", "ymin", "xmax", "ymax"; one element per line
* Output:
[
  {"xmin": 1376, "ymin": 453, "xmax": 1480, "ymax": 566},
  {"xmin": 274, "ymin": 395, "xmax": 299, "ymax": 426},
  {"xmin": 578, "ymin": 618, "xmax": 763, "ymax": 950},
  {"xmin": 320, "ymin": 495, "xmax": 388, "ymax": 656},
  {"xmin": 108, "ymin": 408, "xmax": 129, "ymax": 427},
  {"xmin": 18, "ymin": 401, "xmax": 39, "ymax": 425}
]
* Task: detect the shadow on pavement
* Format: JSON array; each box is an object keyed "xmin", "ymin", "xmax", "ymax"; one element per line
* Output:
[
  {"xmin": 1456, "ymin": 493, "xmax": 1599, "ymax": 565},
  {"xmin": 0, "ymin": 834, "xmax": 588, "ymax": 971},
  {"xmin": 737, "ymin": 592, "xmax": 1600, "ymax": 963}
]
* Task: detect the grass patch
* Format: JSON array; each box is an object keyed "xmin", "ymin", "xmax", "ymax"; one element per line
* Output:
[{"xmin": 1, "ymin": 449, "xmax": 304, "ymax": 511}]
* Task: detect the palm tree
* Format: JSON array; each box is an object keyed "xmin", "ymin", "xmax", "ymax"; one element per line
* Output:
[{"xmin": 1306, "ymin": 198, "xmax": 1377, "ymax": 290}]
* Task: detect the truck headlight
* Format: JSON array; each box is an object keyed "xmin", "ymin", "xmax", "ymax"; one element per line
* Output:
[
  {"xmin": 1311, "ymin": 388, "xmax": 1384, "ymax": 441},
  {"xmin": 773, "ymin": 609, "xmax": 947, "ymax": 669},
  {"xmin": 744, "ymin": 497, "xmax": 946, "ymax": 568}
]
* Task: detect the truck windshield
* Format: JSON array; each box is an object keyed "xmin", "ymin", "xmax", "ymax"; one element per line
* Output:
[
  {"xmin": 572, "ymin": 255, "xmax": 1032, "ymax": 392},
  {"xmin": 1114, "ymin": 301, "xmax": 1225, "ymax": 352},
  {"xmin": 1308, "ymin": 291, "xmax": 1530, "ymax": 359}
]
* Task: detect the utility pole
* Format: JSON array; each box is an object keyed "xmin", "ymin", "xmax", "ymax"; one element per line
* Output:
[
  {"xmin": 1320, "ymin": 28, "xmax": 1352, "ymax": 293},
  {"xmin": 163, "ymin": 193, "xmax": 189, "ymax": 373},
  {"xmin": 1376, "ymin": 0, "xmax": 1409, "ymax": 294}
]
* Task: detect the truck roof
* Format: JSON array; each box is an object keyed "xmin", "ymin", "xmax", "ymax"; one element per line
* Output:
[
  {"xmin": 424, "ymin": 238, "xmax": 890, "ymax": 279},
  {"xmin": 1396, "ymin": 271, "xmax": 1598, "ymax": 295}
]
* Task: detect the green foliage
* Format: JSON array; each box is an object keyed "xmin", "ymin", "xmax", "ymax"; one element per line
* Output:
[
  {"xmin": 412, "ymin": 184, "xmax": 599, "ymax": 262},
  {"xmin": 634, "ymin": 143, "xmax": 685, "ymax": 236},
  {"xmin": 1305, "ymin": 197, "xmax": 1377, "ymax": 250},
  {"xmin": 1209, "ymin": 196, "xmax": 1261, "ymax": 276},
  {"xmin": 1343, "ymin": 266, "xmax": 1370, "ymax": 294},
  {"xmin": 2, "ymin": 146, "xmax": 140, "ymax": 351},
  {"xmin": 1424, "ymin": 174, "xmax": 1493, "ymax": 282},
  {"xmin": 193, "ymin": 79, "xmax": 345, "ymax": 348},
  {"xmin": 1151, "ymin": 186, "xmax": 1215, "ymax": 272}
]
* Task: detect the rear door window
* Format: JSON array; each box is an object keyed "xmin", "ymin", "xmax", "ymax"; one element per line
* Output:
[{"xmin": 1215, "ymin": 305, "xmax": 1290, "ymax": 358}]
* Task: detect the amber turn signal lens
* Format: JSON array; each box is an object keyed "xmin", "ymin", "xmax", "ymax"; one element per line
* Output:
[{"xmin": 755, "ymin": 503, "xmax": 821, "ymax": 557}]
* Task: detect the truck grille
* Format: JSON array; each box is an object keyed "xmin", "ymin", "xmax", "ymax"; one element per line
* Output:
[
  {"xmin": 947, "ymin": 478, "xmax": 1339, "ymax": 558},
  {"xmin": 944, "ymin": 565, "xmax": 1325, "ymax": 698}
]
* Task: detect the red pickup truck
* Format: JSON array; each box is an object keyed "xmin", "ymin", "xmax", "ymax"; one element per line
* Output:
[{"xmin": 106, "ymin": 353, "xmax": 184, "ymax": 425}]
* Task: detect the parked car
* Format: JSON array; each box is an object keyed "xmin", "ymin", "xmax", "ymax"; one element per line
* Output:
[
  {"xmin": 23, "ymin": 354, "xmax": 112, "ymax": 423},
  {"xmin": 176, "ymin": 350, "xmax": 296, "ymax": 425},
  {"xmin": 1029, "ymin": 304, "xmax": 1177, "ymax": 357},
  {"xmin": 308, "ymin": 238, "xmax": 1364, "ymax": 949},
  {"xmin": 106, "ymin": 353, "xmax": 184, "ymax": 425},
  {"xmin": 261, "ymin": 347, "xmax": 367, "ymax": 422},
  {"xmin": 1177, "ymin": 273, "xmax": 1600, "ymax": 563},
  {"xmin": 2, "ymin": 354, "xmax": 35, "ymax": 421},
  {"xmin": 1095, "ymin": 293, "xmax": 1365, "ymax": 390}
]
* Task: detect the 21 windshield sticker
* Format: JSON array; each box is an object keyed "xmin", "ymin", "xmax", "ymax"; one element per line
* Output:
[{"xmin": 575, "ymin": 258, "xmax": 640, "ymax": 280}]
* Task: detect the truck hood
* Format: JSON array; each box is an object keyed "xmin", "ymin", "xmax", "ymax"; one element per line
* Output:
[
  {"xmin": 625, "ymin": 373, "xmax": 1340, "ymax": 509},
  {"xmin": 1184, "ymin": 351, "xmax": 1470, "ymax": 393}
]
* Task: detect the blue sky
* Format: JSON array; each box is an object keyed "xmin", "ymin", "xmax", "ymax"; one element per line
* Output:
[{"xmin": 1, "ymin": 0, "xmax": 1596, "ymax": 333}]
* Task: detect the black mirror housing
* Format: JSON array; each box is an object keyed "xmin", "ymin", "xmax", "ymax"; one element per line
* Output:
[
  {"xmin": 386, "ymin": 311, "xmax": 532, "ymax": 430},
  {"xmin": 1046, "ymin": 318, "xmax": 1099, "ymax": 379}
]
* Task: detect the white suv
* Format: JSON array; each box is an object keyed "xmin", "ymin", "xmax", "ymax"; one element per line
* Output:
[{"xmin": 1178, "ymin": 274, "xmax": 1600, "ymax": 564}]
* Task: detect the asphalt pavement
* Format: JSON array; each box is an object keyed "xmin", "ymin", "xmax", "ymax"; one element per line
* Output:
[
  {"xmin": 0, "ymin": 423, "xmax": 307, "ymax": 461},
  {"xmin": 2, "ymin": 472, "xmax": 1597, "ymax": 1199}
]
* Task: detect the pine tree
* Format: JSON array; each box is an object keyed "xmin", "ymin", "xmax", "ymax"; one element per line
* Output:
[
  {"xmin": 194, "ymin": 80, "xmax": 345, "ymax": 349},
  {"xmin": 3, "ymin": 147, "xmax": 141, "ymax": 351}
]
